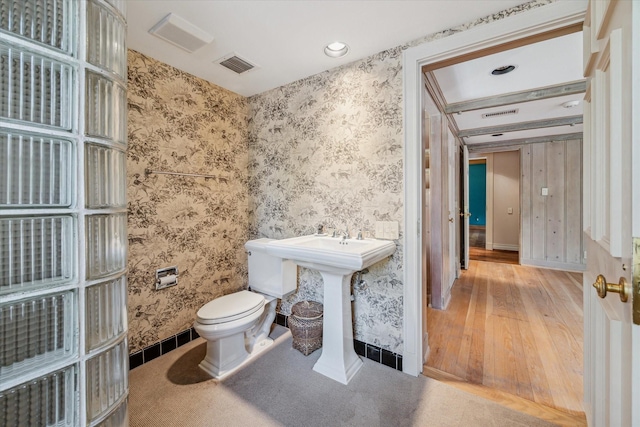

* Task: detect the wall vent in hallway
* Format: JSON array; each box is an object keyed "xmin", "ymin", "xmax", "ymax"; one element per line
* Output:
[{"xmin": 481, "ymin": 108, "xmax": 518, "ymax": 119}]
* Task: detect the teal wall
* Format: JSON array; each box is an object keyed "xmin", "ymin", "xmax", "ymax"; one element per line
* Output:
[{"xmin": 469, "ymin": 163, "xmax": 486, "ymax": 226}]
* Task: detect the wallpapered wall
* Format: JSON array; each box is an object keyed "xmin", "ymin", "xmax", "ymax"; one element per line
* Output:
[
  {"xmin": 127, "ymin": 50, "xmax": 249, "ymax": 353},
  {"xmin": 127, "ymin": 0, "xmax": 553, "ymax": 355},
  {"xmin": 248, "ymin": 1, "xmax": 552, "ymax": 354},
  {"xmin": 248, "ymin": 56, "xmax": 406, "ymax": 353}
]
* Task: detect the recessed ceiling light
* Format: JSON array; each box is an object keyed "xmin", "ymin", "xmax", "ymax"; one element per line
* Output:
[
  {"xmin": 492, "ymin": 133, "xmax": 504, "ymax": 137},
  {"xmin": 324, "ymin": 41, "xmax": 349, "ymax": 58},
  {"xmin": 562, "ymin": 100, "xmax": 580, "ymax": 108},
  {"xmin": 491, "ymin": 65, "xmax": 516, "ymax": 75}
]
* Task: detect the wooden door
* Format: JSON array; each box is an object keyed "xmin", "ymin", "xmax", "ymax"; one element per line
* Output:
[
  {"xmin": 447, "ymin": 130, "xmax": 457, "ymax": 281},
  {"xmin": 440, "ymin": 124, "xmax": 451, "ymax": 308},
  {"xmin": 582, "ymin": 1, "xmax": 639, "ymax": 425},
  {"xmin": 439, "ymin": 126, "xmax": 457, "ymax": 308},
  {"xmin": 462, "ymin": 145, "xmax": 470, "ymax": 269}
]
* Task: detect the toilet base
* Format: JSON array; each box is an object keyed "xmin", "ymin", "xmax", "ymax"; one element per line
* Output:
[{"xmin": 199, "ymin": 336, "xmax": 274, "ymax": 379}]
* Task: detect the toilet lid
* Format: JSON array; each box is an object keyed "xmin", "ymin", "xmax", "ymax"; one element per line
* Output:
[{"xmin": 197, "ymin": 290, "xmax": 265, "ymax": 325}]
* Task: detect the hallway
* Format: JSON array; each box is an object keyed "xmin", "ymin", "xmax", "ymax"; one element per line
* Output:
[
  {"xmin": 425, "ymin": 260, "xmax": 584, "ymax": 424},
  {"xmin": 468, "ymin": 225, "xmax": 519, "ymax": 265}
]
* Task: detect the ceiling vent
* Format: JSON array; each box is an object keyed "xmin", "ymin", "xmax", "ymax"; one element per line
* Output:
[
  {"xmin": 482, "ymin": 108, "xmax": 519, "ymax": 119},
  {"xmin": 215, "ymin": 53, "xmax": 258, "ymax": 74},
  {"xmin": 149, "ymin": 13, "xmax": 213, "ymax": 53}
]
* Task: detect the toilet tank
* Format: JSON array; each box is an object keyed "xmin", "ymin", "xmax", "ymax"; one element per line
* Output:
[{"xmin": 245, "ymin": 238, "xmax": 297, "ymax": 298}]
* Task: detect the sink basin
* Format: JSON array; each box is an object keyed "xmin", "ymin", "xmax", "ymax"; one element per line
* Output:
[
  {"xmin": 266, "ymin": 234, "xmax": 395, "ymax": 273},
  {"xmin": 266, "ymin": 234, "xmax": 396, "ymax": 384}
]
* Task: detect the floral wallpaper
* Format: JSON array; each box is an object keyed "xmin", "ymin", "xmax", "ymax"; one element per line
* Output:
[
  {"xmin": 126, "ymin": 0, "xmax": 553, "ymax": 355},
  {"xmin": 247, "ymin": 0, "xmax": 552, "ymax": 354},
  {"xmin": 248, "ymin": 58, "xmax": 406, "ymax": 353},
  {"xmin": 127, "ymin": 50, "xmax": 249, "ymax": 353}
]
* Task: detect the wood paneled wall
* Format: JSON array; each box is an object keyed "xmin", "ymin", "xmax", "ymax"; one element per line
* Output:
[{"xmin": 521, "ymin": 139, "xmax": 584, "ymax": 271}]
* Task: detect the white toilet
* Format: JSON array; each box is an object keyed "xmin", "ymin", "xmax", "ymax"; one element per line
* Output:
[{"xmin": 193, "ymin": 238, "xmax": 297, "ymax": 379}]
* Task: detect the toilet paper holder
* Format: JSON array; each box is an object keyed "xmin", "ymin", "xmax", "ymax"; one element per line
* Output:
[{"xmin": 156, "ymin": 266, "xmax": 178, "ymax": 290}]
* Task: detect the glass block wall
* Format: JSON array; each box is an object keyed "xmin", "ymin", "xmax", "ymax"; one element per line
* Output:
[{"xmin": 0, "ymin": 1, "xmax": 128, "ymax": 426}]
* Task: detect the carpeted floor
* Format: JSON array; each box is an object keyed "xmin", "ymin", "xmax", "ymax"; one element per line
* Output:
[{"xmin": 129, "ymin": 326, "xmax": 557, "ymax": 427}]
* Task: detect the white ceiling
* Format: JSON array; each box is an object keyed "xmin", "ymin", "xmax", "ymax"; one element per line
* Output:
[
  {"xmin": 126, "ymin": 0, "xmax": 526, "ymax": 97},
  {"xmin": 427, "ymin": 31, "xmax": 585, "ymax": 148},
  {"xmin": 432, "ymin": 32, "xmax": 583, "ymax": 103}
]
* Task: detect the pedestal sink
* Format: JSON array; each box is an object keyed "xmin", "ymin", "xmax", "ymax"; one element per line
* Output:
[{"xmin": 266, "ymin": 234, "xmax": 396, "ymax": 384}]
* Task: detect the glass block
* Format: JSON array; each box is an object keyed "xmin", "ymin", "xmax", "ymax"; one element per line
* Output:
[
  {"xmin": 85, "ymin": 214, "xmax": 126, "ymax": 279},
  {"xmin": 0, "ymin": 130, "xmax": 73, "ymax": 207},
  {"xmin": 103, "ymin": 0, "xmax": 126, "ymax": 18},
  {"xmin": 87, "ymin": 0, "xmax": 126, "ymax": 78},
  {"xmin": 86, "ymin": 275, "xmax": 127, "ymax": 352},
  {"xmin": 86, "ymin": 339, "xmax": 128, "ymax": 423},
  {"xmin": 85, "ymin": 71, "xmax": 126, "ymax": 145},
  {"xmin": 0, "ymin": 364, "xmax": 77, "ymax": 426},
  {"xmin": 0, "ymin": 0, "xmax": 74, "ymax": 53},
  {"xmin": 96, "ymin": 398, "xmax": 128, "ymax": 427},
  {"xmin": 0, "ymin": 43, "xmax": 73, "ymax": 129},
  {"xmin": 0, "ymin": 216, "xmax": 74, "ymax": 294},
  {"xmin": 0, "ymin": 291, "xmax": 75, "ymax": 381},
  {"xmin": 85, "ymin": 144, "xmax": 126, "ymax": 209}
]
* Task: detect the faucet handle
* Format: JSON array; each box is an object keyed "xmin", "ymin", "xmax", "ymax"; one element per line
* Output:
[
  {"xmin": 316, "ymin": 224, "xmax": 324, "ymax": 234},
  {"xmin": 356, "ymin": 230, "xmax": 363, "ymax": 240}
]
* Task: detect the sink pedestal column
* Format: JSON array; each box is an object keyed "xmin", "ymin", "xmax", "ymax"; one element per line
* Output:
[{"xmin": 312, "ymin": 270, "xmax": 363, "ymax": 385}]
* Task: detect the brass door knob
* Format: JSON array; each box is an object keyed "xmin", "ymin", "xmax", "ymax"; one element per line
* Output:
[
  {"xmin": 592, "ymin": 274, "xmax": 629, "ymax": 303},
  {"xmin": 448, "ymin": 217, "xmax": 454, "ymax": 223}
]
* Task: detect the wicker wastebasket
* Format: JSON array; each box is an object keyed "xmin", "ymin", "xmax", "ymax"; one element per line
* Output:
[{"xmin": 288, "ymin": 301, "xmax": 323, "ymax": 356}]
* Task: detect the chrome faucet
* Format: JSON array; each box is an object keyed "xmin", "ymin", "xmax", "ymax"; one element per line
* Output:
[
  {"xmin": 341, "ymin": 229, "xmax": 350, "ymax": 239},
  {"xmin": 333, "ymin": 229, "xmax": 349, "ymax": 239}
]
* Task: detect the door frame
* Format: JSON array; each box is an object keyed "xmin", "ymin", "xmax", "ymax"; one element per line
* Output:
[{"xmin": 401, "ymin": 1, "xmax": 587, "ymax": 376}]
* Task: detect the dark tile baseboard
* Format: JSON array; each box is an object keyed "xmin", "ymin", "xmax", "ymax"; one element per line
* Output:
[
  {"xmin": 129, "ymin": 327, "xmax": 199, "ymax": 370},
  {"xmin": 275, "ymin": 313, "xmax": 403, "ymax": 371},
  {"xmin": 130, "ymin": 316, "xmax": 403, "ymax": 373}
]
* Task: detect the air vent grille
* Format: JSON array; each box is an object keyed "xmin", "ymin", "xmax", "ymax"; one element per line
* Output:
[
  {"xmin": 218, "ymin": 55, "xmax": 255, "ymax": 74},
  {"xmin": 482, "ymin": 108, "xmax": 519, "ymax": 119},
  {"xmin": 148, "ymin": 13, "xmax": 213, "ymax": 53}
]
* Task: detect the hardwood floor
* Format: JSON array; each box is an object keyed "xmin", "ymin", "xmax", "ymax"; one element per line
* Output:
[
  {"xmin": 469, "ymin": 225, "xmax": 519, "ymax": 264},
  {"xmin": 469, "ymin": 225, "xmax": 486, "ymax": 247},
  {"xmin": 426, "ymin": 260, "xmax": 585, "ymax": 422},
  {"xmin": 469, "ymin": 246, "xmax": 519, "ymax": 264}
]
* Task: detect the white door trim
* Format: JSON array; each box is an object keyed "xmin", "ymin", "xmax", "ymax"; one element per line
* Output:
[{"xmin": 401, "ymin": 0, "xmax": 587, "ymax": 376}]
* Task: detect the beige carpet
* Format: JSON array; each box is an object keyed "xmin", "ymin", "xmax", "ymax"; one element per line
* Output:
[{"xmin": 129, "ymin": 326, "xmax": 557, "ymax": 427}]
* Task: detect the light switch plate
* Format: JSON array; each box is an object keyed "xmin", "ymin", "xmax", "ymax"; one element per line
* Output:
[
  {"xmin": 541, "ymin": 187, "xmax": 549, "ymax": 196},
  {"xmin": 375, "ymin": 221, "xmax": 385, "ymax": 239},
  {"xmin": 375, "ymin": 221, "xmax": 399, "ymax": 239},
  {"xmin": 389, "ymin": 221, "xmax": 399, "ymax": 239}
]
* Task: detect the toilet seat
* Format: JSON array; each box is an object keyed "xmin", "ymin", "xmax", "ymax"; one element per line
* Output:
[{"xmin": 196, "ymin": 290, "xmax": 265, "ymax": 325}]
